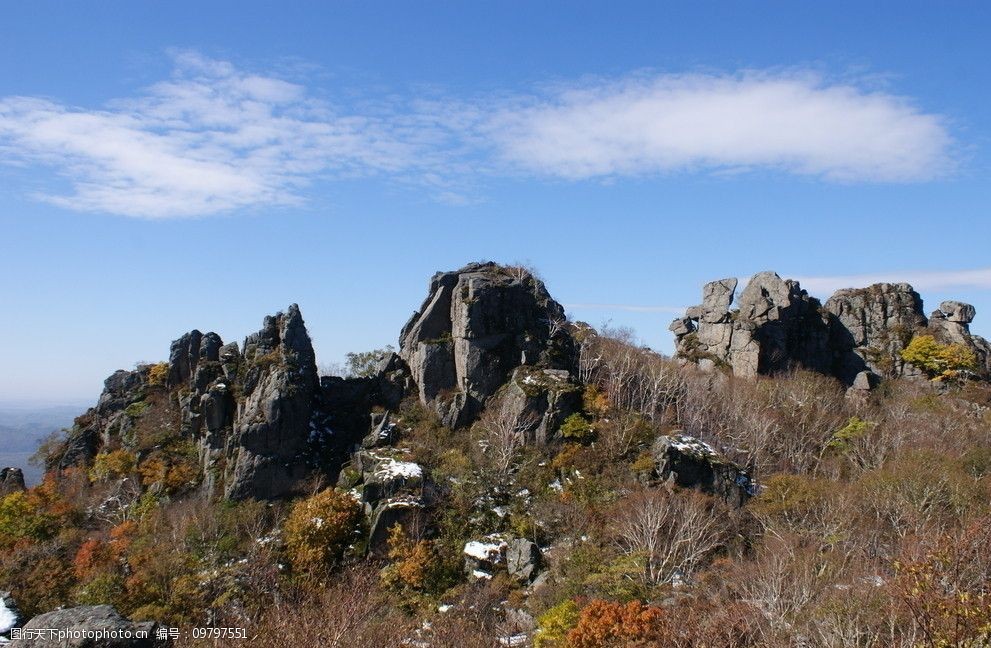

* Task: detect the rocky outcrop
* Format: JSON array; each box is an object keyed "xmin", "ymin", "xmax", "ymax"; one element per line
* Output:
[
  {"xmin": 9, "ymin": 604, "xmax": 161, "ymax": 647},
  {"xmin": 344, "ymin": 446, "xmax": 427, "ymax": 554},
  {"xmin": 929, "ymin": 301, "xmax": 991, "ymax": 377},
  {"xmin": 671, "ymin": 272, "xmax": 830, "ymax": 378},
  {"xmin": 225, "ymin": 305, "xmax": 318, "ymax": 500},
  {"xmin": 0, "ymin": 468, "xmax": 26, "ymax": 496},
  {"xmin": 824, "ymin": 283, "xmax": 927, "ymax": 382},
  {"xmin": 672, "ymin": 273, "xmax": 990, "ymax": 385},
  {"xmin": 400, "ymin": 262, "xmax": 577, "ymax": 429},
  {"xmin": 652, "ymin": 434, "xmax": 756, "ymax": 508},
  {"xmin": 498, "ymin": 367, "xmax": 581, "ymax": 444}
]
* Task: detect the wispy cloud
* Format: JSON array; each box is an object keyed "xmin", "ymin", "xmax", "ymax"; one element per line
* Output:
[
  {"xmin": 0, "ymin": 53, "xmax": 956, "ymax": 218},
  {"xmin": 564, "ymin": 303, "xmax": 686, "ymax": 314},
  {"xmin": 0, "ymin": 51, "xmax": 459, "ymax": 218},
  {"xmin": 795, "ymin": 267, "xmax": 991, "ymax": 295},
  {"xmin": 490, "ymin": 71, "xmax": 952, "ymax": 182}
]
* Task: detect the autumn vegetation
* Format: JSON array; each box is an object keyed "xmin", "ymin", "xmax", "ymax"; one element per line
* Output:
[{"xmin": 2, "ymin": 325, "xmax": 990, "ymax": 647}]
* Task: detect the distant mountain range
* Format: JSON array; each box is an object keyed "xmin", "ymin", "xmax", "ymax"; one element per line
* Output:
[{"xmin": 0, "ymin": 404, "xmax": 81, "ymax": 485}]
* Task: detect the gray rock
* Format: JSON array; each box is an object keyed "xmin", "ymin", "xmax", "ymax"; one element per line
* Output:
[
  {"xmin": 940, "ymin": 300, "xmax": 976, "ymax": 324},
  {"xmin": 506, "ymin": 538, "xmax": 541, "ymax": 582},
  {"xmin": 499, "ymin": 367, "xmax": 582, "ymax": 444},
  {"xmin": 167, "ymin": 330, "xmax": 202, "ymax": 387},
  {"xmin": 673, "ymin": 272, "xmax": 829, "ymax": 379},
  {"xmin": 699, "ymin": 277, "xmax": 737, "ymax": 323},
  {"xmin": 652, "ymin": 434, "xmax": 756, "ymax": 508},
  {"xmin": 0, "ymin": 468, "xmax": 26, "ymax": 496},
  {"xmin": 225, "ymin": 304, "xmax": 318, "ymax": 500},
  {"xmin": 10, "ymin": 605, "xmax": 160, "ymax": 647},
  {"xmin": 825, "ymin": 283, "xmax": 927, "ymax": 381},
  {"xmin": 400, "ymin": 262, "xmax": 576, "ymax": 429},
  {"xmin": 368, "ymin": 497, "xmax": 426, "ymax": 555}
]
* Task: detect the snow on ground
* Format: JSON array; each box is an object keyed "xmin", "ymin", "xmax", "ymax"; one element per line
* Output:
[{"xmin": 374, "ymin": 458, "xmax": 423, "ymax": 480}]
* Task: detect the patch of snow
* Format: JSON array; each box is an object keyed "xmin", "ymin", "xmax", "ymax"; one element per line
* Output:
[
  {"xmin": 499, "ymin": 634, "xmax": 528, "ymax": 647},
  {"xmin": 374, "ymin": 458, "xmax": 423, "ymax": 480},
  {"xmin": 464, "ymin": 537, "xmax": 508, "ymax": 562},
  {"xmin": 471, "ymin": 569, "xmax": 493, "ymax": 580},
  {"xmin": 548, "ymin": 479, "xmax": 563, "ymax": 492},
  {"xmin": 437, "ymin": 604, "xmax": 453, "ymax": 613},
  {"xmin": 492, "ymin": 506, "xmax": 508, "ymax": 518}
]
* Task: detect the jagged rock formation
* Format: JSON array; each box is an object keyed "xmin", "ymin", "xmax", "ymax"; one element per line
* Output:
[
  {"xmin": 670, "ymin": 272, "xmax": 829, "ymax": 378},
  {"xmin": 672, "ymin": 272, "xmax": 990, "ymax": 384},
  {"xmin": 9, "ymin": 604, "xmax": 160, "ymax": 647},
  {"xmin": 224, "ymin": 305, "xmax": 319, "ymax": 499},
  {"xmin": 399, "ymin": 262, "xmax": 577, "ymax": 429},
  {"xmin": 824, "ymin": 283, "xmax": 927, "ymax": 381},
  {"xmin": 930, "ymin": 301, "xmax": 991, "ymax": 376},
  {"xmin": 652, "ymin": 435, "xmax": 756, "ymax": 508},
  {"xmin": 0, "ymin": 468, "xmax": 25, "ymax": 496}
]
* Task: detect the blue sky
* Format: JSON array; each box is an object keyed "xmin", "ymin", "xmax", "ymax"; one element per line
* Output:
[{"xmin": 1, "ymin": 1, "xmax": 990, "ymax": 403}]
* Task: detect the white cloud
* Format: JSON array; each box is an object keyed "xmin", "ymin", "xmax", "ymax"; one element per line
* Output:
[
  {"xmin": 0, "ymin": 51, "xmax": 437, "ymax": 218},
  {"xmin": 0, "ymin": 54, "xmax": 956, "ymax": 218},
  {"xmin": 795, "ymin": 267, "xmax": 991, "ymax": 295},
  {"xmin": 489, "ymin": 71, "xmax": 952, "ymax": 182}
]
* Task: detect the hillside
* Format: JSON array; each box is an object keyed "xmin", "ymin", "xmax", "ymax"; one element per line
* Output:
[{"xmin": 2, "ymin": 262, "xmax": 990, "ymax": 648}]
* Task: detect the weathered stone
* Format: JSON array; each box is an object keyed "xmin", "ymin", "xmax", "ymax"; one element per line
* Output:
[
  {"xmin": 940, "ymin": 300, "xmax": 976, "ymax": 324},
  {"xmin": 499, "ymin": 367, "xmax": 581, "ymax": 444},
  {"xmin": 400, "ymin": 262, "xmax": 576, "ymax": 429},
  {"xmin": 825, "ymin": 283, "xmax": 927, "ymax": 382},
  {"xmin": 0, "ymin": 468, "xmax": 26, "ymax": 496},
  {"xmin": 368, "ymin": 497, "xmax": 426, "ymax": 554},
  {"xmin": 225, "ymin": 304, "xmax": 318, "ymax": 500},
  {"xmin": 10, "ymin": 605, "xmax": 160, "ymax": 647},
  {"xmin": 506, "ymin": 538, "xmax": 541, "ymax": 582},
  {"xmin": 167, "ymin": 330, "xmax": 202, "ymax": 387},
  {"xmin": 652, "ymin": 434, "xmax": 756, "ymax": 508},
  {"xmin": 699, "ymin": 277, "xmax": 737, "ymax": 323}
]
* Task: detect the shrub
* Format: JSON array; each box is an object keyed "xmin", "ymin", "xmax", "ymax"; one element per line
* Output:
[
  {"xmin": 901, "ymin": 335, "xmax": 977, "ymax": 381},
  {"xmin": 283, "ymin": 489, "xmax": 362, "ymax": 578},
  {"xmin": 0, "ymin": 491, "xmax": 58, "ymax": 548},
  {"xmin": 91, "ymin": 449, "xmax": 137, "ymax": 481},
  {"xmin": 380, "ymin": 524, "xmax": 449, "ymax": 594},
  {"xmin": 534, "ymin": 599, "xmax": 581, "ymax": 648},
  {"xmin": 146, "ymin": 362, "xmax": 169, "ymax": 386},
  {"xmin": 568, "ymin": 599, "xmax": 667, "ymax": 648},
  {"xmin": 560, "ymin": 413, "xmax": 595, "ymax": 443}
]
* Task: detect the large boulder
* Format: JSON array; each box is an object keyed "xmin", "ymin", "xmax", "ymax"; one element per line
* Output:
[
  {"xmin": 225, "ymin": 305, "xmax": 318, "ymax": 500},
  {"xmin": 400, "ymin": 262, "xmax": 577, "ymax": 428},
  {"xmin": 9, "ymin": 605, "xmax": 160, "ymax": 647},
  {"xmin": 498, "ymin": 367, "xmax": 582, "ymax": 444},
  {"xmin": 928, "ymin": 302, "xmax": 991, "ymax": 377},
  {"xmin": 652, "ymin": 434, "xmax": 756, "ymax": 508}
]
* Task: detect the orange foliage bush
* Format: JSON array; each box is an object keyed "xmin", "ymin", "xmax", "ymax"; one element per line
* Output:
[{"xmin": 568, "ymin": 599, "xmax": 667, "ymax": 648}]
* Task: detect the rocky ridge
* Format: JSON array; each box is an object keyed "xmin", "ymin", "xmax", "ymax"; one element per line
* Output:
[{"xmin": 671, "ymin": 271, "xmax": 990, "ymax": 385}]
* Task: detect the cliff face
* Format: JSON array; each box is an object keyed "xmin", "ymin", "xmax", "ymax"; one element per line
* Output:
[{"xmin": 671, "ymin": 272, "xmax": 990, "ymax": 384}]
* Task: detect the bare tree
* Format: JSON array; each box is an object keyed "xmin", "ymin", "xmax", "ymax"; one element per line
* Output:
[
  {"xmin": 614, "ymin": 488, "xmax": 729, "ymax": 588},
  {"xmin": 476, "ymin": 398, "xmax": 538, "ymax": 481}
]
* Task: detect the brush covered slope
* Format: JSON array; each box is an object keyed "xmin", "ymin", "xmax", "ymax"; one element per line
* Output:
[{"xmin": 2, "ymin": 263, "xmax": 991, "ymax": 648}]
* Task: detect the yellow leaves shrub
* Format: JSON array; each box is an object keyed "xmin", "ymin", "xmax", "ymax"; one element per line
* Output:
[
  {"xmin": 91, "ymin": 449, "xmax": 137, "ymax": 481},
  {"xmin": 283, "ymin": 489, "xmax": 362, "ymax": 577},
  {"xmin": 901, "ymin": 335, "xmax": 977, "ymax": 381},
  {"xmin": 534, "ymin": 599, "xmax": 581, "ymax": 648},
  {"xmin": 146, "ymin": 362, "xmax": 169, "ymax": 385}
]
